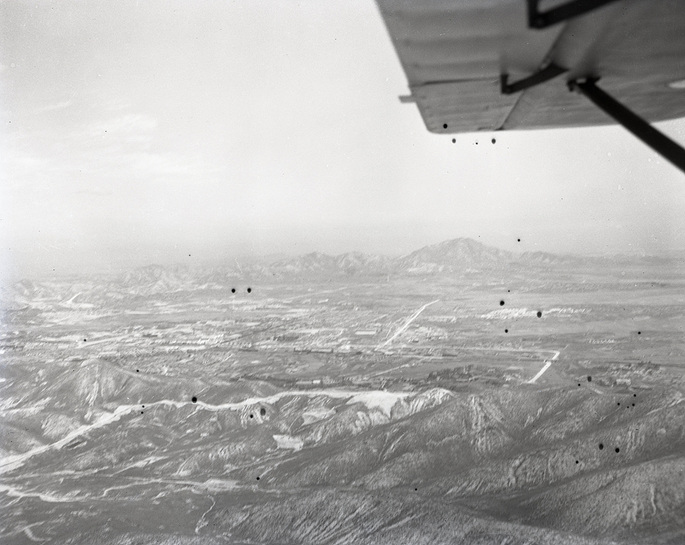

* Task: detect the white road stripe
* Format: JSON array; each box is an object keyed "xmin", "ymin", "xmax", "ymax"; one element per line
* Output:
[
  {"xmin": 527, "ymin": 350, "xmax": 560, "ymax": 384},
  {"xmin": 377, "ymin": 300, "xmax": 439, "ymax": 350}
]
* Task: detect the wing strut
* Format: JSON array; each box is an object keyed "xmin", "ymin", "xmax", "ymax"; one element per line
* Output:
[
  {"xmin": 527, "ymin": 0, "xmax": 623, "ymax": 29},
  {"xmin": 500, "ymin": 63, "xmax": 567, "ymax": 95},
  {"xmin": 569, "ymin": 78, "xmax": 685, "ymax": 174}
]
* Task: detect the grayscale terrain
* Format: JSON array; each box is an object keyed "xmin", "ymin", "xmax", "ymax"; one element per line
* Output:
[{"xmin": 1, "ymin": 238, "xmax": 684, "ymax": 544}]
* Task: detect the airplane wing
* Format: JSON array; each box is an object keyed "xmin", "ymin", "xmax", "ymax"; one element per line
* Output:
[{"xmin": 375, "ymin": 0, "xmax": 685, "ymax": 135}]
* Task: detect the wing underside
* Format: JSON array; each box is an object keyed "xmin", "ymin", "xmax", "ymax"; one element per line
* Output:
[{"xmin": 376, "ymin": 0, "xmax": 685, "ymax": 133}]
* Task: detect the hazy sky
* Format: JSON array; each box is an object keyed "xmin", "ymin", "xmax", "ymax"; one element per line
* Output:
[{"xmin": 2, "ymin": 0, "xmax": 685, "ymax": 279}]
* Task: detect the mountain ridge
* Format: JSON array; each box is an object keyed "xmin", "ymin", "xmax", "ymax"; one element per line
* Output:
[{"xmin": 8, "ymin": 238, "xmax": 684, "ymax": 301}]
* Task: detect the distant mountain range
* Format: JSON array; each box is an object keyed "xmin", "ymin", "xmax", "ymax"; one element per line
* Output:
[
  {"xmin": 257, "ymin": 237, "xmax": 678, "ymax": 277},
  {"xmin": 5, "ymin": 238, "xmax": 683, "ymax": 304},
  {"xmin": 269, "ymin": 238, "xmax": 584, "ymax": 277}
]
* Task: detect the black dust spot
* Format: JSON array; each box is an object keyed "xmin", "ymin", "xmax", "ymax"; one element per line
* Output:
[
  {"xmin": 188, "ymin": 254, "xmax": 191, "ymax": 257},
  {"xmin": 260, "ymin": 407, "xmax": 266, "ymax": 416},
  {"xmin": 414, "ymin": 487, "xmax": 418, "ymax": 491},
  {"xmin": 141, "ymin": 411, "xmax": 144, "ymax": 414},
  {"xmin": 250, "ymin": 414, "xmax": 254, "ymax": 419},
  {"xmin": 615, "ymin": 447, "xmax": 620, "ymax": 453},
  {"xmin": 192, "ymin": 396, "xmax": 198, "ymax": 403},
  {"xmin": 634, "ymin": 393, "xmax": 637, "ymax": 397},
  {"xmin": 136, "ymin": 369, "xmax": 139, "ymax": 373},
  {"xmin": 504, "ymin": 329, "xmax": 508, "ymax": 333},
  {"xmin": 142, "ymin": 405, "xmax": 145, "ymax": 408},
  {"xmin": 256, "ymin": 476, "xmax": 260, "ymax": 480},
  {"xmin": 247, "ymin": 287, "xmax": 252, "ymax": 293},
  {"xmin": 500, "ymin": 300, "xmax": 505, "ymax": 306},
  {"xmin": 617, "ymin": 402, "xmax": 620, "ymax": 406},
  {"xmin": 231, "ymin": 288, "xmax": 236, "ymax": 293},
  {"xmin": 536, "ymin": 311, "xmax": 542, "ymax": 318},
  {"xmin": 443, "ymin": 123, "xmax": 448, "ymax": 129},
  {"xmin": 599, "ymin": 443, "xmax": 604, "ymax": 450},
  {"xmin": 575, "ymin": 460, "xmax": 579, "ymax": 464},
  {"xmin": 83, "ymin": 338, "xmax": 87, "ymax": 342},
  {"xmin": 587, "ymin": 376, "xmax": 592, "ymax": 382},
  {"xmin": 637, "ymin": 331, "xmax": 641, "ymax": 335},
  {"xmin": 475, "ymin": 141, "xmax": 479, "ymax": 145},
  {"xmin": 578, "ymin": 383, "xmax": 581, "ymax": 387},
  {"xmin": 507, "ymin": 289, "xmax": 510, "ymax": 293},
  {"xmin": 452, "ymin": 138, "xmax": 456, "ymax": 144},
  {"xmin": 517, "ymin": 238, "xmax": 521, "ymax": 242},
  {"xmin": 632, "ymin": 403, "xmax": 635, "ymax": 407},
  {"xmin": 491, "ymin": 138, "xmax": 496, "ymax": 144}
]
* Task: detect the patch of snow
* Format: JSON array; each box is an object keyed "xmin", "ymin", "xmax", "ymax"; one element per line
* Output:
[
  {"xmin": 202, "ymin": 478, "xmax": 239, "ymax": 491},
  {"xmin": 482, "ymin": 308, "xmax": 535, "ymax": 320},
  {"xmin": 273, "ymin": 434, "xmax": 304, "ymax": 450},
  {"xmin": 346, "ymin": 391, "xmax": 409, "ymax": 417},
  {"xmin": 301, "ymin": 407, "xmax": 335, "ymax": 425}
]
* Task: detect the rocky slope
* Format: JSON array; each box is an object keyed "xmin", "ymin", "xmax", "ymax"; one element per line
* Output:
[{"xmin": 3, "ymin": 353, "xmax": 683, "ymax": 543}]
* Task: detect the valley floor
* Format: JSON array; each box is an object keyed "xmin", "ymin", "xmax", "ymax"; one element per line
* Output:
[{"xmin": 2, "ymin": 263, "xmax": 684, "ymax": 544}]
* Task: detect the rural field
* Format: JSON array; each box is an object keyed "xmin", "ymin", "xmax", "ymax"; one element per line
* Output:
[{"xmin": 1, "ymin": 239, "xmax": 684, "ymax": 544}]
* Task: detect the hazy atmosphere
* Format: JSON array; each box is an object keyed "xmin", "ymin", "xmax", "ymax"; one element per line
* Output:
[
  {"xmin": 2, "ymin": 3, "xmax": 685, "ymax": 544},
  {"xmin": 2, "ymin": 0, "xmax": 684, "ymax": 281}
]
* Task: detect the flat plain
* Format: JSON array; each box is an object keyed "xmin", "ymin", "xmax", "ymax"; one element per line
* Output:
[{"xmin": 1, "ymin": 239, "xmax": 684, "ymax": 544}]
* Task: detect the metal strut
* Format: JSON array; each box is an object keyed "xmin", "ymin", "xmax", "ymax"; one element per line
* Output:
[
  {"xmin": 527, "ymin": 0, "xmax": 623, "ymax": 29},
  {"xmin": 500, "ymin": 63, "xmax": 567, "ymax": 95},
  {"xmin": 569, "ymin": 78, "xmax": 685, "ymax": 174}
]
